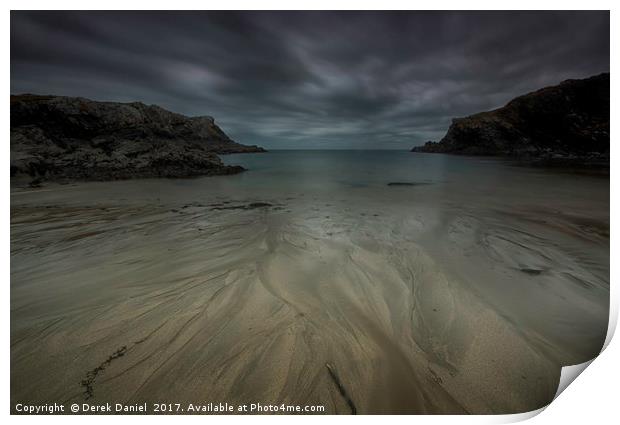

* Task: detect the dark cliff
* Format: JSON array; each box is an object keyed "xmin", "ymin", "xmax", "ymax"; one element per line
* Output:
[
  {"xmin": 412, "ymin": 73, "xmax": 609, "ymax": 164},
  {"xmin": 10, "ymin": 94, "xmax": 266, "ymax": 182}
]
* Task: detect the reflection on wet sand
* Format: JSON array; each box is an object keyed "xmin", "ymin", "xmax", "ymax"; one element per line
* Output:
[{"xmin": 11, "ymin": 176, "xmax": 608, "ymax": 413}]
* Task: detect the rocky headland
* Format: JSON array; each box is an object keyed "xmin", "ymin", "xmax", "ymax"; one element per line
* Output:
[
  {"xmin": 412, "ymin": 73, "xmax": 609, "ymax": 168},
  {"xmin": 10, "ymin": 94, "xmax": 265, "ymax": 183}
]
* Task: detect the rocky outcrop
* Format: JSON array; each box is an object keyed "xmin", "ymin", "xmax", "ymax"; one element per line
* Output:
[
  {"xmin": 412, "ymin": 73, "xmax": 609, "ymax": 165},
  {"xmin": 10, "ymin": 94, "xmax": 266, "ymax": 182}
]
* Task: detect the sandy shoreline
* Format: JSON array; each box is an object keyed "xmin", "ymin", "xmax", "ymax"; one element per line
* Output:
[{"xmin": 10, "ymin": 177, "xmax": 609, "ymax": 414}]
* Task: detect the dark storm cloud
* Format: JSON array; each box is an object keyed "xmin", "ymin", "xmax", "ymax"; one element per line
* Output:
[{"xmin": 11, "ymin": 11, "xmax": 609, "ymax": 149}]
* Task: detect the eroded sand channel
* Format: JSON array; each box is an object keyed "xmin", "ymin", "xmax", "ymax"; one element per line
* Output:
[{"xmin": 11, "ymin": 177, "xmax": 609, "ymax": 414}]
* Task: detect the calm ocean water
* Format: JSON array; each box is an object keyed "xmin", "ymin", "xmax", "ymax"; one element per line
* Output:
[
  {"xmin": 219, "ymin": 150, "xmax": 609, "ymax": 211},
  {"xmin": 223, "ymin": 150, "xmax": 486, "ymax": 189},
  {"xmin": 11, "ymin": 150, "xmax": 608, "ymax": 215}
]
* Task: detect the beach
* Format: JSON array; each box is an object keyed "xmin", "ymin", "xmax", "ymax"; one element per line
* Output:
[{"xmin": 10, "ymin": 151, "xmax": 609, "ymax": 414}]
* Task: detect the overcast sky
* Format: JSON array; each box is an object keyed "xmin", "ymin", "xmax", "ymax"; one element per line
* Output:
[{"xmin": 11, "ymin": 11, "xmax": 609, "ymax": 149}]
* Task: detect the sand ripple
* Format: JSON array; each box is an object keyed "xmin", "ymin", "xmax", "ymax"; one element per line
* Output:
[{"xmin": 11, "ymin": 187, "xmax": 609, "ymax": 414}]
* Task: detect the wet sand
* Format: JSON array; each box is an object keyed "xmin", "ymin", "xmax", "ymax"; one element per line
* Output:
[{"xmin": 10, "ymin": 172, "xmax": 609, "ymax": 414}]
